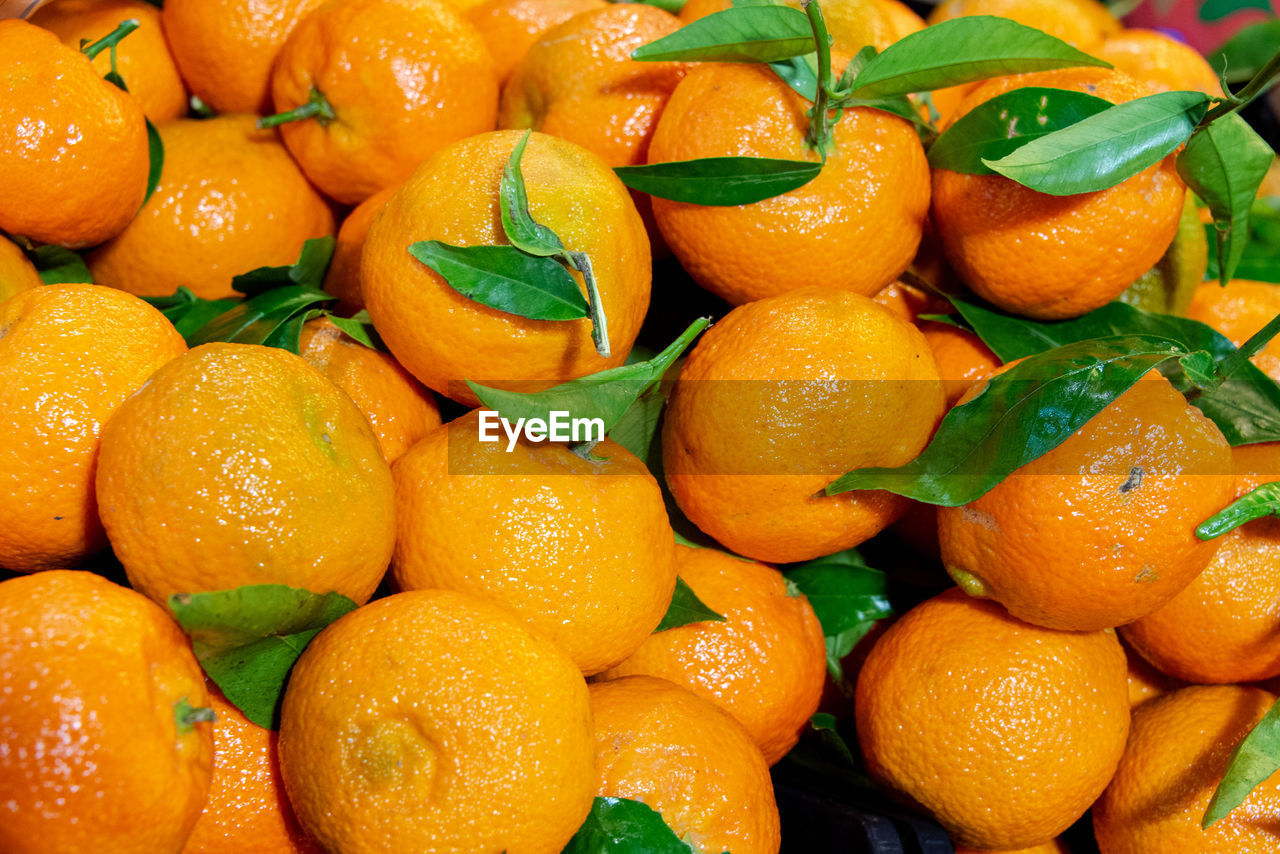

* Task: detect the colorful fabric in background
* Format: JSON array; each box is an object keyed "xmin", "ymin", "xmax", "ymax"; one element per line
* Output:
[{"xmin": 1124, "ymin": 0, "xmax": 1277, "ymax": 52}]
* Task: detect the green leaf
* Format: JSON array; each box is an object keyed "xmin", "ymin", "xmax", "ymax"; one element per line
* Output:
[
  {"xmin": 168, "ymin": 585, "xmax": 357, "ymax": 729},
  {"xmin": 1207, "ymin": 19, "xmax": 1280, "ymax": 84},
  {"xmin": 232, "ymin": 236, "xmax": 336, "ymax": 296},
  {"xmin": 1177, "ymin": 114, "xmax": 1275, "ymax": 285},
  {"xmin": 562, "ymin": 797, "xmax": 701, "ymax": 854},
  {"xmin": 260, "ymin": 308, "xmax": 316, "ymax": 353},
  {"xmin": 770, "ymin": 52, "xmax": 820, "ymax": 101},
  {"xmin": 1208, "ymin": 198, "xmax": 1280, "ymax": 284},
  {"xmin": 1198, "ymin": 482, "xmax": 1280, "ymax": 540},
  {"xmin": 1203, "ymin": 698, "xmax": 1280, "ymax": 827},
  {"xmin": 825, "ymin": 336, "xmax": 1187, "ymax": 505},
  {"xmin": 143, "ymin": 118, "xmax": 163, "ymax": 205},
  {"xmin": 783, "ymin": 558, "xmax": 892, "ymax": 638},
  {"xmin": 927, "ymin": 87, "xmax": 1112, "ymax": 175},
  {"xmin": 846, "ymin": 16, "xmax": 1111, "ymax": 98},
  {"xmin": 29, "ymin": 246, "xmax": 92, "ymax": 284},
  {"xmin": 142, "ymin": 287, "xmax": 239, "ymax": 340},
  {"xmin": 499, "ymin": 130, "xmax": 563, "ymax": 257},
  {"xmin": 614, "ymin": 157, "xmax": 822, "ymax": 205},
  {"xmin": 324, "ymin": 309, "xmax": 380, "ymax": 349},
  {"xmin": 468, "ymin": 317, "xmax": 709, "ymax": 445},
  {"xmin": 655, "ymin": 576, "xmax": 727, "ymax": 632},
  {"xmin": 187, "ymin": 285, "xmax": 332, "ymax": 351},
  {"xmin": 810, "ymin": 713, "xmax": 858, "ymax": 767},
  {"xmin": 408, "ymin": 241, "xmax": 589, "ymax": 321},
  {"xmin": 631, "ymin": 6, "xmax": 814, "ymax": 63},
  {"xmin": 983, "ymin": 90, "xmax": 1210, "ymax": 195},
  {"xmin": 607, "ymin": 385, "xmax": 667, "ymax": 462}
]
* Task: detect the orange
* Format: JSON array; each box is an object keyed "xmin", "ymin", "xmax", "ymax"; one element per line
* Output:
[
  {"xmin": 931, "ymin": 68, "xmax": 1187, "ymax": 320},
  {"xmin": 499, "ymin": 4, "xmax": 688, "ymax": 169},
  {"xmin": 279, "ymin": 588, "xmax": 596, "ymax": 854},
  {"xmin": 0, "ymin": 236, "xmax": 41, "ymax": 303},
  {"xmin": 269, "ymin": 0, "xmax": 499, "ymax": 205},
  {"xmin": 182, "ymin": 689, "xmax": 321, "ymax": 854},
  {"xmin": 297, "ymin": 317, "xmax": 441, "ymax": 464},
  {"xmin": 465, "ymin": 0, "xmax": 607, "ymax": 84},
  {"xmin": 955, "ymin": 842, "xmax": 1069, "ymax": 854},
  {"xmin": 0, "ymin": 284, "xmax": 186, "ymax": 573},
  {"xmin": 856, "ymin": 588, "xmax": 1129, "ymax": 850},
  {"xmin": 391, "ymin": 409, "xmax": 677, "ymax": 674},
  {"xmin": 1120, "ymin": 442, "xmax": 1280, "ymax": 684},
  {"xmin": 1095, "ymin": 29, "xmax": 1225, "ymax": 96},
  {"xmin": 871, "ymin": 278, "xmax": 951, "ymax": 323},
  {"xmin": 873, "ymin": 0, "xmax": 925, "ymax": 40},
  {"xmin": 95, "ymin": 342, "xmax": 395, "ymax": 606},
  {"xmin": 31, "ymin": 0, "xmax": 188, "ymax": 121},
  {"xmin": 0, "ymin": 570, "xmax": 213, "ymax": 854},
  {"xmin": 926, "ymin": 0, "xmax": 1120, "ymax": 49},
  {"xmin": 920, "ymin": 320, "xmax": 1002, "ymax": 405},
  {"xmin": 88, "ymin": 115, "xmax": 336, "ymax": 299},
  {"xmin": 162, "ymin": 0, "xmax": 325, "ymax": 115},
  {"xmin": 1124, "ymin": 637, "xmax": 1184, "ymax": 711},
  {"xmin": 939, "ymin": 370, "xmax": 1234, "ymax": 631},
  {"xmin": 321, "ymin": 185, "xmax": 396, "ymax": 312},
  {"xmin": 1093, "ymin": 685, "xmax": 1280, "ymax": 852},
  {"xmin": 662, "ymin": 286, "xmax": 945, "ymax": 563},
  {"xmin": 0, "ymin": 19, "xmax": 148, "ymax": 248},
  {"xmin": 598, "ymin": 544, "xmax": 825, "ymax": 764},
  {"xmin": 648, "ymin": 62, "xmax": 930, "ymax": 305},
  {"xmin": 678, "ymin": 0, "xmax": 896, "ymax": 54},
  {"xmin": 1185, "ymin": 279, "xmax": 1280, "ymax": 382},
  {"xmin": 362, "ymin": 129, "xmax": 650, "ymax": 404},
  {"xmin": 590, "ymin": 675, "xmax": 781, "ymax": 854}
]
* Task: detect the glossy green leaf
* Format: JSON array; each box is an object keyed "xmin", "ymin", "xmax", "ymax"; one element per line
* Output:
[
  {"xmin": 499, "ymin": 130, "xmax": 563, "ymax": 257},
  {"xmin": 186, "ymin": 285, "xmax": 332, "ymax": 351},
  {"xmin": 655, "ymin": 576, "xmax": 727, "ymax": 632},
  {"xmin": 846, "ymin": 16, "xmax": 1110, "ymax": 98},
  {"xmin": 143, "ymin": 118, "xmax": 163, "ymax": 205},
  {"xmin": 810, "ymin": 713, "xmax": 858, "ymax": 767},
  {"xmin": 168, "ymin": 585, "xmax": 357, "ymax": 729},
  {"xmin": 1207, "ymin": 19, "xmax": 1280, "ymax": 83},
  {"xmin": 770, "ymin": 52, "xmax": 821, "ymax": 101},
  {"xmin": 142, "ymin": 287, "xmax": 239, "ymax": 339},
  {"xmin": 614, "ymin": 157, "xmax": 822, "ymax": 205},
  {"xmin": 984, "ymin": 90, "xmax": 1209, "ymax": 195},
  {"xmin": 232, "ymin": 236, "xmax": 336, "ymax": 296},
  {"xmin": 1198, "ymin": 482, "xmax": 1280, "ymax": 539},
  {"xmin": 562, "ymin": 797, "xmax": 702, "ymax": 853},
  {"xmin": 1177, "ymin": 114, "xmax": 1275, "ymax": 285},
  {"xmin": 1208, "ymin": 198, "xmax": 1280, "ymax": 284},
  {"xmin": 261, "ymin": 308, "xmax": 315, "ymax": 352},
  {"xmin": 408, "ymin": 241, "xmax": 589, "ymax": 321},
  {"xmin": 631, "ymin": 5, "xmax": 814, "ymax": 63},
  {"xmin": 928, "ymin": 87, "xmax": 1112, "ymax": 174},
  {"xmin": 324, "ymin": 309, "xmax": 380, "ymax": 349},
  {"xmin": 29, "ymin": 246, "xmax": 92, "ymax": 284},
  {"xmin": 607, "ymin": 385, "xmax": 667, "ymax": 462},
  {"xmin": 1203, "ymin": 698, "xmax": 1280, "ymax": 827},
  {"xmin": 783, "ymin": 558, "xmax": 892, "ymax": 637},
  {"xmin": 826, "ymin": 337, "xmax": 1187, "ymax": 505}
]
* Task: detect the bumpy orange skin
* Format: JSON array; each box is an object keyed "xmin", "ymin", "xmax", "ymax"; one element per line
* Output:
[
  {"xmin": 279, "ymin": 589, "xmax": 596, "ymax": 854},
  {"xmin": 88, "ymin": 116, "xmax": 335, "ymax": 299},
  {"xmin": 182, "ymin": 690, "xmax": 321, "ymax": 854},
  {"xmin": 392, "ymin": 410, "xmax": 676, "ymax": 674},
  {"xmin": 0, "ymin": 20, "xmax": 148, "ymax": 248},
  {"xmin": 162, "ymin": 0, "xmax": 325, "ymax": 115},
  {"xmin": 362, "ymin": 130, "xmax": 650, "ymax": 404},
  {"xmin": 856, "ymin": 589, "xmax": 1130, "ymax": 851},
  {"xmin": 662, "ymin": 287, "xmax": 945, "ymax": 563},
  {"xmin": 466, "ymin": 0, "xmax": 607, "ymax": 84},
  {"xmin": 599, "ymin": 545, "xmax": 825, "ymax": 764},
  {"xmin": 297, "ymin": 318, "xmax": 441, "ymax": 464},
  {"xmin": 1096, "ymin": 29, "xmax": 1224, "ymax": 96},
  {"xmin": 940, "ymin": 371, "xmax": 1235, "ymax": 631},
  {"xmin": 920, "ymin": 320, "xmax": 1002, "ymax": 405},
  {"xmin": 0, "ymin": 236, "xmax": 41, "ymax": 303},
  {"xmin": 95, "ymin": 343, "xmax": 395, "ymax": 606},
  {"xmin": 591, "ymin": 676, "xmax": 781, "ymax": 854},
  {"xmin": 272, "ymin": 0, "xmax": 499, "ymax": 205},
  {"xmin": 1185, "ymin": 280, "xmax": 1280, "ymax": 382},
  {"xmin": 1124, "ymin": 638, "xmax": 1185, "ymax": 711},
  {"xmin": 0, "ymin": 571, "xmax": 213, "ymax": 854},
  {"xmin": 322, "ymin": 185, "xmax": 397, "ymax": 312},
  {"xmin": 926, "ymin": 0, "xmax": 1119, "ymax": 48},
  {"xmin": 873, "ymin": 0, "xmax": 925, "ymax": 40},
  {"xmin": 1093, "ymin": 685, "xmax": 1280, "ymax": 853},
  {"xmin": 932, "ymin": 69, "xmax": 1186, "ymax": 320},
  {"xmin": 32, "ymin": 0, "xmax": 189, "ymax": 121},
  {"xmin": 678, "ymin": 0, "xmax": 895, "ymax": 53},
  {"xmin": 650, "ymin": 62, "xmax": 929, "ymax": 305},
  {"xmin": 0, "ymin": 285, "xmax": 186, "ymax": 573}
]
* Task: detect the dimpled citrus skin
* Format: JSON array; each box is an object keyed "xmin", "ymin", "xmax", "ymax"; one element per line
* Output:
[
  {"xmin": 278, "ymin": 589, "xmax": 596, "ymax": 854},
  {"xmin": 162, "ymin": 0, "xmax": 326, "ymax": 115},
  {"xmin": 392, "ymin": 410, "xmax": 677, "ymax": 675},
  {"xmin": 939, "ymin": 371, "xmax": 1234, "ymax": 631},
  {"xmin": 0, "ymin": 571, "xmax": 213, "ymax": 854},
  {"xmin": 1093, "ymin": 685, "xmax": 1280, "ymax": 853},
  {"xmin": 598, "ymin": 544, "xmax": 826, "ymax": 764},
  {"xmin": 926, "ymin": 0, "xmax": 1119, "ymax": 48},
  {"xmin": 271, "ymin": 0, "xmax": 499, "ymax": 206},
  {"xmin": 1185, "ymin": 280, "xmax": 1280, "ymax": 382},
  {"xmin": 182, "ymin": 690, "xmax": 321, "ymax": 854},
  {"xmin": 465, "ymin": 0, "xmax": 607, "ymax": 84},
  {"xmin": 362, "ymin": 130, "xmax": 649, "ymax": 404},
  {"xmin": 0, "ymin": 236, "xmax": 42, "ymax": 303},
  {"xmin": 856, "ymin": 589, "xmax": 1130, "ymax": 851},
  {"xmin": 920, "ymin": 320, "xmax": 1002, "ymax": 405},
  {"xmin": 322, "ymin": 186, "xmax": 397, "ymax": 312},
  {"xmin": 88, "ymin": 115, "xmax": 336, "ymax": 299},
  {"xmin": 590, "ymin": 676, "xmax": 782, "ymax": 854},
  {"xmin": 1095, "ymin": 29, "xmax": 1224, "ymax": 96},
  {"xmin": 932, "ymin": 69, "xmax": 1186, "ymax": 320},
  {"xmin": 95, "ymin": 343, "xmax": 395, "ymax": 606},
  {"xmin": 0, "ymin": 285, "xmax": 186, "ymax": 573},
  {"xmin": 0, "ymin": 20, "xmax": 148, "ymax": 249},
  {"xmin": 662, "ymin": 286, "xmax": 945, "ymax": 563},
  {"xmin": 32, "ymin": 0, "xmax": 189, "ymax": 122},
  {"xmin": 650, "ymin": 62, "xmax": 929, "ymax": 305}
]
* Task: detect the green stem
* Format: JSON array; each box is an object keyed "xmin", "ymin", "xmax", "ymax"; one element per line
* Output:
[
  {"xmin": 564, "ymin": 251, "xmax": 610, "ymax": 359},
  {"xmin": 1204, "ymin": 47, "xmax": 1280, "ymax": 124},
  {"xmin": 1216, "ymin": 308, "xmax": 1280, "ymax": 381},
  {"xmin": 173, "ymin": 697, "xmax": 216, "ymax": 734},
  {"xmin": 801, "ymin": 0, "xmax": 835, "ymax": 156},
  {"xmin": 257, "ymin": 86, "xmax": 337, "ymax": 130},
  {"xmin": 80, "ymin": 18, "xmax": 139, "ymax": 61}
]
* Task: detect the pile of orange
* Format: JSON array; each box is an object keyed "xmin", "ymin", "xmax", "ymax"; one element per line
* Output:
[{"xmin": 2, "ymin": 0, "xmax": 1279, "ymax": 851}]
